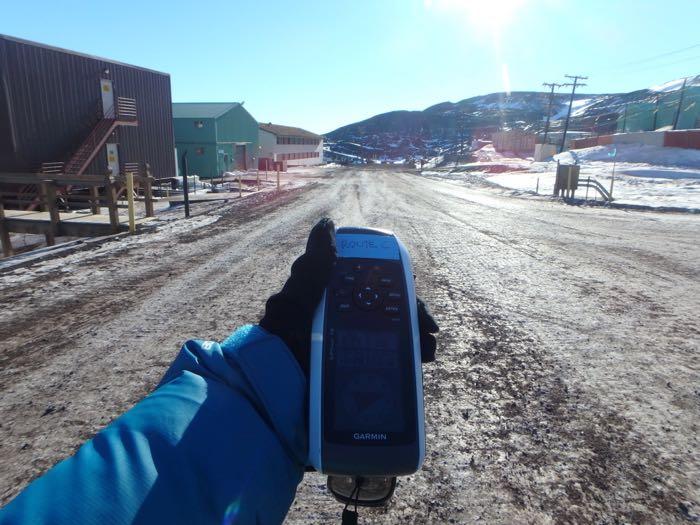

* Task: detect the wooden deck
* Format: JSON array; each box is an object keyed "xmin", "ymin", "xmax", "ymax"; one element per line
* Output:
[
  {"xmin": 3, "ymin": 209, "xmax": 153, "ymax": 237},
  {"xmin": 1, "ymin": 171, "xmax": 157, "ymax": 257}
]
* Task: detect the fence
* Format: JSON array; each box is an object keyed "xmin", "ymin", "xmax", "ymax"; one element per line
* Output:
[{"xmin": 570, "ymin": 130, "xmax": 700, "ymax": 150}]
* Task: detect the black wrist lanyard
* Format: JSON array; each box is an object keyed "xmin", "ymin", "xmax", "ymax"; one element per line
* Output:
[{"xmin": 340, "ymin": 478, "xmax": 361, "ymax": 525}]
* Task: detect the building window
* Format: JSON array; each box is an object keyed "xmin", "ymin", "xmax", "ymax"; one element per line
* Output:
[
  {"xmin": 196, "ymin": 147, "xmax": 205, "ymax": 155},
  {"xmin": 194, "ymin": 121, "xmax": 204, "ymax": 128}
]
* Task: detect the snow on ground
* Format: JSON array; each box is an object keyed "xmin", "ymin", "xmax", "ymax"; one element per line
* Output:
[
  {"xmin": 488, "ymin": 163, "xmax": 700, "ymax": 210},
  {"xmin": 0, "ymin": 214, "xmax": 222, "ymax": 288},
  {"xmin": 551, "ymin": 97, "xmax": 599, "ymax": 120},
  {"xmin": 555, "ymin": 143, "xmax": 700, "ymax": 168},
  {"xmin": 429, "ymin": 143, "xmax": 700, "ymax": 211},
  {"xmin": 472, "ymin": 144, "xmax": 532, "ymax": 165}
]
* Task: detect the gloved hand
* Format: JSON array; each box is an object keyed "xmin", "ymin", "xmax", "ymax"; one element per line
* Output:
[
  {"xmin": 260, "ymin": 218, "xmax": 338, "ymax": 375},
  {"xmin": 417, "ymin": 297, "xmax": 439, "ymax": 362},
  {"xmin": 260, "ymin": 218, "xmax": 440, "ymax": 375}
]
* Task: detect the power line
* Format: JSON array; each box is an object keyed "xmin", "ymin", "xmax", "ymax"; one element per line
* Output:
[
  {"xmin": 621, "ymin": 57, "xmax": 700, "ymax": 75},
  {"xmin": 618, "ymin": 43, "xmax": 700, "ymax": 67}
]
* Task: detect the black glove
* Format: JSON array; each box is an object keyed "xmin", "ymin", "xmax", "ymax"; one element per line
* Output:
[
  {"xmin": 260, "ymin": 218, "xmax": 440, "ymax": 374},
  {"xmin": 417, "ymin": 297, "xmax": 439, "ymax": 362},
  {"xmin": 260, "ymin": 218, "xmax": 337, "ymax": 375}
]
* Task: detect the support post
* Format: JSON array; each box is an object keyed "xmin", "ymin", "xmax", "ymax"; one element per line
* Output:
[
  {"xmin": 144, "ymin": 163, "xmax": 154, "ymax": 217},
  {"xmin": 256, "ymin": 169, "xmax": 260, "ymax": 190},
  {"xmin": 652, "ymin": 95, "xmax": 660, "ymax": 131},
  {"xmin": 42, "ymin": 180, "xmax": 60, "ymax": 245},
  {"xmin": 90, "ymin": 186, "xmax": 100, "ymax": 214},
  {"xmin": 585, "ymin": 176, "xmax": 590, "ymax": 200},
  {"xmin": 0, "ymin": 201, "xmax": 13, "ymax": 257},
  {"xmin": 542, "ymin": 82, "xmax": 563, "ymax": 145},
  {"xmin": 239, "ymin": 173, "xmax": 242, "ymax": 198},
  {"xmin": 105, "ymin": 180, "xmax": 120, "ymax": 233},
  {"xmin": 559, "ymin": 75, "xmax": 588, "ymax": 153},
  {"xmin": 566, "ymin": 167, "xmax": 572, "ymax": 199},
  {"xmin": 535, "ymin": 177, "xmax": 539, "ymax": 194},
  {"xmin": 39, "ymin": 182, "xmax": 49, "ymax": 213},
  {"xmin": 672, "ymin": 78, "xmax": 687, "ymax": 131},
  {"xmin": 276, "ymin": 168, "xmax": 280, "ymax": 191},
  {"xmin": 181, "ymin": 152, "xmax": 191, "ymax": 218},
  {"xmin": 610, "ymin": 148, "xmax": 617, "ymax": 200},
  {"xmin": 127, "ymin": 172, "xmax": 136, "ymax": 234}
]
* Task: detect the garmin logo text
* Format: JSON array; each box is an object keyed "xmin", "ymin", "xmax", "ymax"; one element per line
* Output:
[{"xmin": 353, "ymin": 432, "xmax": 388, "ymax": 441}]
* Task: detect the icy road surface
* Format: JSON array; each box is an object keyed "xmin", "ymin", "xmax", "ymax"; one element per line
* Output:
[{"xmin": 1, "ymin": 167, "xmax": 698, "ymax": 523}]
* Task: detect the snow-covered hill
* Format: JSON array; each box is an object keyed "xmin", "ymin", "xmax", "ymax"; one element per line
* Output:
[{"xmin": 326, "ymin": 75, "xmax": 700, "ymax": 162}]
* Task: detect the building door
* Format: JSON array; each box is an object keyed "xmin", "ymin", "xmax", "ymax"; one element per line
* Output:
[
  {"xmin": 106, "ymin": 143, "xmax": 120, "ymax": 175},
  {"xmin": 100, "ymin": 79, "xmax": 114, "ymax": 117},
  {"xmin": 234, "ymin": 145, "xmax": 247, "ymax": 170}
]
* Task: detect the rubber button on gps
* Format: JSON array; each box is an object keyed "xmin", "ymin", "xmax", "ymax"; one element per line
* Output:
[
  {"xmin": 337, "ymin": 302, "xmax": 352, "ymax": 312},
  {"xmin": 354, "ymin": 286, "xmax": 381, "ymax": 310},
  {"xmin": 384, "ymin": 304, "xmax": 400, "ymax": 315},
  {"xmin": 378, "ymin": 277, "xmax": 393, "ymax": 287}
]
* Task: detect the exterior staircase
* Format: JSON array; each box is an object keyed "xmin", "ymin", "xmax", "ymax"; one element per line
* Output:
[
  {"xmin": 19, "ymin": 97, "xmax": 139, "ymax": 211},
  {"xmin": 63, "ymin": 97, "xmax": 138, "ymax": 176}
]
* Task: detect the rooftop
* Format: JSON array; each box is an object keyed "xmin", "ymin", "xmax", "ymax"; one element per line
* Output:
[
  {"xmin": 0, "ymin": 34, "xmax": 169, "ymax": 76},
  {"xmin": 259, "ymin": 123, "xmax": 322, "ymax": 139},
  {"xmin": 172, "ymin": 102, "xmax": 241, "ymax": 119}
]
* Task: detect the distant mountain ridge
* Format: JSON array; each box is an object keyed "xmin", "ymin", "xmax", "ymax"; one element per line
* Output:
[{"xmin": 325, "ymin": 75, "xmax": 700, "ymax": 161}]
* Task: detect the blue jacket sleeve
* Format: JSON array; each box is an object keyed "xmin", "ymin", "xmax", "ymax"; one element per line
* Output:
[{"xmin": 0, "ymin": 325, "xmax": 307, "ymax": 525}]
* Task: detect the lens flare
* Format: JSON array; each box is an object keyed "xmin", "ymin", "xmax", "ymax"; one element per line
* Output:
[{"xmin": 501, "ymin": 63, "xmax": 512, "ymax": 95}]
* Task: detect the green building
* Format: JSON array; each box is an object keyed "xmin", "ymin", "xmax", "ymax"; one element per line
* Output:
[{"xmin": 172, "ymin": 102, "xmax": 258, "ymax": 179}]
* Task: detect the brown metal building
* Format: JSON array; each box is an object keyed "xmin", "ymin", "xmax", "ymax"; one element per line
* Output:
[{"xmin": 0, "ymin": 34, "xmax": 175, "ymax": 180}]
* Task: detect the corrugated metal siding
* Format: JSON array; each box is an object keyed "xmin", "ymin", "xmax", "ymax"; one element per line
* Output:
[
  {"xmin": 173, "ymin": 116, "xmax": 216, "ymax": 143},
  {"xmin": 0, "ymin": 36, "xmax": 175, "ymax": 179}
]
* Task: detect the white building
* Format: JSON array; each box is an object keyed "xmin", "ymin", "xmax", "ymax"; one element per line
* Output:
[{"xmin": 258, "ymin": 123, "xmax": 323, "ymax": 171}]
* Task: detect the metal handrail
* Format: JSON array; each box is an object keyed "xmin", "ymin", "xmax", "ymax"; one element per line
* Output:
[{"xmin": 578, "ymin": 176, "xmax": 612, "ymax": 201}]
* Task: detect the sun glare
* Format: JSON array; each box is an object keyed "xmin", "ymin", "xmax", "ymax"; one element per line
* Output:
[{"xmin": 424, "ymin": 0, "xmax": 527, "ymax": 34}]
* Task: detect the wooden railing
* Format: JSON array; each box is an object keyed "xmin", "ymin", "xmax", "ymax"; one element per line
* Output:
[{"xmin": 0, "ymin": 170, "xmax": 155, "ymax": 257}]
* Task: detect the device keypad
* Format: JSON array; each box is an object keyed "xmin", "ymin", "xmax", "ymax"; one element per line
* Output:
[{"xmin": 331, "ymin": 259, "xmax": 404, "ymax": 321}]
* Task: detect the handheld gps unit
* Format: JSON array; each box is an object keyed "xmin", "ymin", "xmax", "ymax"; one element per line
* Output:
[{"xmin": 309, "ymin": 226, "xmax": 425, "ymax": 477}]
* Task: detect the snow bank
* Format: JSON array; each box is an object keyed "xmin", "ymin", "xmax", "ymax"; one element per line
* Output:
[
  {"xmin": 486, "ymin": 161, "xmax": 700, "ymax": 211},
  {"xmin": 555, "ymin": 144, "xmax": 700, "ymax": 168}
]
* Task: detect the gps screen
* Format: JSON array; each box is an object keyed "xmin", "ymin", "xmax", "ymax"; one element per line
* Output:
[{"xmin": 332, "ymin": 330, "xmax": 405, "ymax": 433}]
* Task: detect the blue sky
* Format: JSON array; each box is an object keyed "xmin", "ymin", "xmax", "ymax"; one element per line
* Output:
[{"xmin": 2, "ymin": 0, "xmax": 699, "ymax": 133}]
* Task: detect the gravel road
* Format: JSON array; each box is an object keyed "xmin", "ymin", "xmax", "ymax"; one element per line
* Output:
[{"xmin": 1, "ymin": 167, "xmax": 698, "ymax": 523}]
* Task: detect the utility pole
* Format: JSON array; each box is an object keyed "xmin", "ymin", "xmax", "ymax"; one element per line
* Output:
[
  {"xmin": 542, "ymin": 82, "xmax": 564, "ymax": 144},
  {"xmin": 559, "ymin": 75, "xmax": 588, "ymax": 153},
  {"xmin": 672, "ymin": 78, "xmax": 687, "ymax": 130}
]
